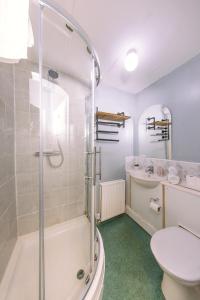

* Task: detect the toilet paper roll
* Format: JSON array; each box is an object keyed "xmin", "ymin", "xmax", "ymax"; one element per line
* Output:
[{"xmin": 150, "ymin": 201, "xmax": 161, "ymax": 213}]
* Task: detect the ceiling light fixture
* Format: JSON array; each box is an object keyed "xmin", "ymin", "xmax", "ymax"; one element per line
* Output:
[{"xmin": 124, "ymin": 49, "xmax": 139, "ymax": 72}]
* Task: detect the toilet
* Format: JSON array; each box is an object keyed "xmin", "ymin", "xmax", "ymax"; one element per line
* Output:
[{"xmin": 151, "ymin": 226, "xmax": 200, "ymax": 300}]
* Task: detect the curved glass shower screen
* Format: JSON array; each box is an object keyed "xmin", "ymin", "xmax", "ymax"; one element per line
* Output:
[{"xmin": 38, "ymin": 3, "xmax": 99, "ymax": 300}]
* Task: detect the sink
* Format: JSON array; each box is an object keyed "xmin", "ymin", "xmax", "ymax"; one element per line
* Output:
[{"xmin": 129, "ymin": 170, "xmax": 165, "ymax": 188}]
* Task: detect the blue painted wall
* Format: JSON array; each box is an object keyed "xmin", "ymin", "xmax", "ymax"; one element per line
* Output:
[
  {"xmin": 95, "ymin": 84, "xmax": 135, "ymax": 181},
  {"xmin": 134, "ymin": 54, "xmax": 200, "ymax": 162},
  {"xmin": 96, "ymin": 53, "xmax": 200, "ymax": 183}
]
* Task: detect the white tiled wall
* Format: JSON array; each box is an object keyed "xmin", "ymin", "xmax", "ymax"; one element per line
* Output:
[
  {"xmin": 15, "ymin": 60, "xmax": 89, "ymax": 235},
  {"xmin": 0, "ymin": 63, "xmax": 17, "ymax": 282}
]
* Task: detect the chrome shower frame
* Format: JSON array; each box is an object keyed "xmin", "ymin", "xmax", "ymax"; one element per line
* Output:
[
  {"xmin": 39, "ymin": 0, "xmax": 101, "ymax": 85},
  {"xmin": 38, "ymin": 1, "xmax": 101, "ymax": 299}
]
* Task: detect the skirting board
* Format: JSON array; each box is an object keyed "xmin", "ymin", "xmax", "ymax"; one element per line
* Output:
[{"xmin": 126, "ymin": 206, "xmax": 157, "ymax": 236}]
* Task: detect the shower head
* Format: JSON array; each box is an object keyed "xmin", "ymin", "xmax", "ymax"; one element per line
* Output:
[{"xmin": 48, "ymin": 69, "xmax": 59, "ymax": 80}]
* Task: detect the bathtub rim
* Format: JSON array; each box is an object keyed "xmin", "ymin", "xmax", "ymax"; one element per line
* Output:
[{"xmin": 83, "ymin": 228, "xmax": 105, "ymax": 300}]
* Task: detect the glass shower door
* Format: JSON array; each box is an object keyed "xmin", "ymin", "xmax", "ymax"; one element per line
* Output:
[{"xmin": 38, "ymin": 4, "xmax": 98, "ymax": 300}]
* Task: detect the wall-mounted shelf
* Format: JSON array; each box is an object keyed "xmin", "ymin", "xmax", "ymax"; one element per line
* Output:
[
  {"xmin": 97, "ymin": 121, "xmax": 122, "ymax": 127},
  {"xmin": 146, "ymin": 117, "xmax": 171, "ymax": 142},
  {"xmin": 96, "ymin": 130, "xmax": 119, "ymax": 134},
  {"xmin": 96, "ymin": 138, "xmax": 120, "ymax": 142},
  {"xmin": 148, "ymin": 120, "xmax": 172, "ymax": 127},
  {"xmin": 96, "ymin": 108, "xmax": 131, "ymax": 142},
  {"xmin": 96, "ymin": 111, "xmax": 130, "ymax": 122}
]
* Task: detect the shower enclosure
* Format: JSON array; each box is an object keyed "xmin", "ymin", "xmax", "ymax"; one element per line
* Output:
[{"xmin": 0, "ymin": 1, "xmax": 104, "ymax": 299}]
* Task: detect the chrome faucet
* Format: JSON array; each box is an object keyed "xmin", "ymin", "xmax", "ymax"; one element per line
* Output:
[{"xmin": 145, "ymin": 165, "xmax": 154, "ymax": 175}]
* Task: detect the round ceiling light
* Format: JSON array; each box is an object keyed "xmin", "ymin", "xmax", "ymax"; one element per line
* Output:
[{"xmin": 124, "ymin": 49, "xmax": 139, "ymax": 72}]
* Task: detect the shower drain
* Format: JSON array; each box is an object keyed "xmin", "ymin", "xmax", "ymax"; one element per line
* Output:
[{"xmin": 77, "ymin": 269, "xmax": 85, "ymax": 280}]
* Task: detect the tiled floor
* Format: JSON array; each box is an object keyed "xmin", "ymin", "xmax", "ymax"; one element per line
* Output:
[{"xmin": 98, "ymin": 214, "xmax": 164, "ymax": 300}]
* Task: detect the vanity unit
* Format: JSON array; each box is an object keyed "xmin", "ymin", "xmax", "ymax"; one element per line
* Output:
[
  {"xmin": 163, "ymin": 182, "xmax": 200, "ymax": 232},
  {"xmin": 126, "ymin": 160, "xmax": 200, "ymax": 236},
  {"xmin": 126, "ymin": 170, "xmax": 165, "ymax": 235}
]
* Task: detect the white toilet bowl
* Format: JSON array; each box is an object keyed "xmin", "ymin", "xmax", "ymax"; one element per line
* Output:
[{"xmin": 151, "ymin": 226, "xmax": 200, "ymax": 300}]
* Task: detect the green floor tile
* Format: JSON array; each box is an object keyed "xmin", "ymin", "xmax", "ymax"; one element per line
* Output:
[{"xmin": 98, "ymin": 214, "xmax": 164, "ymax": 300}]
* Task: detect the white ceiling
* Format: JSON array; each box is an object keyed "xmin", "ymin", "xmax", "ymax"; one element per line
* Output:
[{"xmin": 30, "ymin": 0, "xmax": 200, "ymax": 94}]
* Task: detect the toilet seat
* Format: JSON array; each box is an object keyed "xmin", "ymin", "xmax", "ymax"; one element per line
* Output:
[{"xmin": 151, "ymin": 226, "xmax": 200, "ymax": 286}]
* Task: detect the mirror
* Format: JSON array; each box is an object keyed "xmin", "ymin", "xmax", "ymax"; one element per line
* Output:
[
  {"xmin": 138, "ymin": 105, "xmax": 172, "ymax": 159},
  {"xmin": 134, "ymin": 48, "xmax": 200, "ymax": 163}
]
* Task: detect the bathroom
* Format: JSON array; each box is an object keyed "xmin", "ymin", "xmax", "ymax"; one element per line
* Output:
[{"xmin": 0, "ymin": 0, "xmax": 200, "ymax": 299}]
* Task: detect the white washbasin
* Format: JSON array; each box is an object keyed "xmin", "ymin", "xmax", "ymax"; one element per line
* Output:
[{"xmin": 129, "ymin": 170, "xmax": 165, "ymax": 188}]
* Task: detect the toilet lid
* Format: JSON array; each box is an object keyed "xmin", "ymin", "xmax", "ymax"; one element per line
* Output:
[{"xmin": 151, "ymin": 227, "xmax": 200, "ymax": 285}]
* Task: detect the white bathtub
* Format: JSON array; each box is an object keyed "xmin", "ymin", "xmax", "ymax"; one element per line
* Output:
[{"xmin": 0, "ymin": 216, "xmax": 105, "ymax": 300}]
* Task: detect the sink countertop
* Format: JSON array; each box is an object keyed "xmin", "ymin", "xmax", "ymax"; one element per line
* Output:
[
  {"xmin": 162, "ymin": 180, "xmax": 200, "ymax": 196},
  {"xmin": 128, "ymin": 169, "xmax": 167, "ymax": 188},
  {"xmin": 127, "ymin": 168, "xmax": 200, "ymax": 196},
  {"xmin": 128, "ymin": 169, "xmax": 167, "ymax": 182}
]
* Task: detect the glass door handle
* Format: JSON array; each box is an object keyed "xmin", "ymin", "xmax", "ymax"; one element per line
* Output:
[
  {"xmin": 96, "ymin": 147, "xmax": 102, "ymax": 181},
  {"xmin": 93, "ymin": 147, "xmax": 97, "ymax": 186},
  {"xmin": 93, "ymin": 146, "xmax": 102, "ymax": 185}
]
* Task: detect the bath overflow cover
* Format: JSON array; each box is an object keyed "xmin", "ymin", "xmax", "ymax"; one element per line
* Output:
[{"xmin": 77, "ymin": 269, "xmax": 85, "ymax": 280}]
